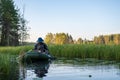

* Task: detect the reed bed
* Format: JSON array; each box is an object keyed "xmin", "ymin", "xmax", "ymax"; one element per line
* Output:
[
  {"xmin": 0, "ymin": 54, "xmax": 19, "ymax": 80},
  {"xmin": 0, "ymin": 46, "xmax": 33, "ymax": 55},
  {"xmin": 0, "ymin": 44, "xmax": 120, "ymax": 61},
  {"xmin": 0, "ymin": 46, "xmax": 33, "ymax": 79},
  {"xmin": 0, "ymin": 44, "xmax": 120, "ymax": 79},
  {"xmin": 48, "ymin": 44, "xmax": 120, "ymax": 61}
]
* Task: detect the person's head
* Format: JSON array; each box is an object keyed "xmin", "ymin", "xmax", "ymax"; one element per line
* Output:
[{"xmin": 37, "ymin": 37, "xmax": 44, "ymax": 43}]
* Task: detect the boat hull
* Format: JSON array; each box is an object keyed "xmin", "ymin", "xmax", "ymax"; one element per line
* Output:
[{"xmin": 22, "ymin": 51, "xmax": 54, "ymax": 62}]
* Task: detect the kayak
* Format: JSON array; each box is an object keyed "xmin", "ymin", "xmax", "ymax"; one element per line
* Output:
[{"xmin": 21, "ymin": 50, "xmax": 55, "ymax": 62}]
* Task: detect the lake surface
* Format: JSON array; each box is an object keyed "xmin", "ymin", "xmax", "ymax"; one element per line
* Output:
[{"xmin": 18, "ymin": 59, "xmax": 120, "ymax": 80}]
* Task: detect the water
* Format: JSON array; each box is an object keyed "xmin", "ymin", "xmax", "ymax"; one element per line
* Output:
[
  {"xmin": 1, "ymin": 58, "xmax": 120, "ymax": 80},
  {"xmin": 18, "ymin": 59, "xmax": 120, "ymax": 80}
]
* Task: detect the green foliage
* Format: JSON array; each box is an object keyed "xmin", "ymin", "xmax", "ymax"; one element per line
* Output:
[
  {"xmin": 94, "ymin": 34, "xmax": 120, "ymax": 45},
  {"xmin": 76, "ymin": 38, "xmax": 83, "ymax": 44},
  {"xmin": 0, "ymin": 44, "xmax": 120, "ymax": 62},
  {"xmin": 0, "ymin": 46, "xmax": 33, "ymax": 55},
  {"xmin": 0, "ymin": 0, "xmax": 19, "ymax": 46},
  {"xmin": 0, "ymin": 46, "xmax": 33, "ymax": 79},
  {"xmin": 44, "ymin": 33, "xmax": 120, "ymax": 45},
  {"xmin": 44, "ymin": 33, "xmax": 73, "ymax": 45},
  {"xmin": 44, "ymin": 33, "xmax": 54, "ymax": 44},
  {"xmin": 48, "ymin": 44, "xmax": 120, "ymax": 61},
  {"xmin": 0, "ymin": 54, "xmax": 19, "ymax": 80},
  {"xmin": 0, "ymin": 0, "xmax": 28, "ymax": 46}
]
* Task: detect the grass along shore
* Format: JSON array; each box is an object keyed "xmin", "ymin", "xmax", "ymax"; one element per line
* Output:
[
  {"xmin": 0, "ymin": 44, "xmax": 120, "ymax": 61},
  {"xmin": 49, "ymin": 44, "xmax": 120, "ymax": 61},
  {"xmin": 0, "ymin": 46, "xmax": 33, "ymax": 55},
  {"xmin": 0, "ymin": 44, "xmax": 120, "ymax": 79}
]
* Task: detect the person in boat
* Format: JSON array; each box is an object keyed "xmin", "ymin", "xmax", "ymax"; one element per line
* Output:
[{"xmin": 34, "ymin": 37, "xmax": 49, "ymax": 54}]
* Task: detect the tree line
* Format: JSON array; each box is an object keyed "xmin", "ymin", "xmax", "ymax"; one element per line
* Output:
[
  {"xmin": 94, "ymin": 34, "xmax": 120, "ymax": 45},
  {"xmin": 0, "ymin": 0, "xmax": 28, "ymax": 46},
  {"xmin": 44, "ymin": 33, "xmax": 74, "ymax": 44},
  {"xmin": 44, "ymin": 33, "xmax": 120, "ymax": 45}
]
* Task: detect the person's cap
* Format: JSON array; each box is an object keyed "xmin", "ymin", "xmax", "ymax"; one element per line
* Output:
[{"xmin": 37, "ymin": 37, "xmax": 44, "ymax": 42}]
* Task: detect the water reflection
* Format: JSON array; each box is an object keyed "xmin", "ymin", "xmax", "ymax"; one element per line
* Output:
[
  {"xmin": 46, "ymin": 59, "xmax": 120, "ymax": 80},
  {"xmin": 34, "ymin": 61, "xmax": 49, "ymax": 78},
  {"xmin": 0, "ymin": 62, "xmax": 19, "ymax": 80},
  {"xmin": 19, "ymin": 61, "xmax": 51, "ymax": 80},
  {"xmin": 18, "ymin": 59, "xmax": 120, "ymax": 80}
]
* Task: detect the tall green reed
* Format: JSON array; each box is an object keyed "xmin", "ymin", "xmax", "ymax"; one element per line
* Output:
[
  {"xmin": 0, "ymin": 54, "xmax": 19, "ymax": 80},
  {"xmin": 0, "ymin": 46, "xmax": 34, "ymax": 80},
  {"xmin": 49, "ymin": 44, "xmax": 120, "ymax": 61},
  {"xmin": 0, "ymin": 44, "xmax": 120, "ymax": 61},
  {"xmin": 0, "ymin": 46, "xmax": 33, "ymax": 55}
]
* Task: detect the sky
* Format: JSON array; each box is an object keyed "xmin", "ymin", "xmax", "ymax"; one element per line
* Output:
[{"xmin": 14, "ymin": 0, "xmax": 120, "ymax": 42}]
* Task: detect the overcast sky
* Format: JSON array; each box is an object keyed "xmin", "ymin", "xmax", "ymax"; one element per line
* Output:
[{"xmin": 14, "ymin": 0, "xmax": 120, "ymax": 42}]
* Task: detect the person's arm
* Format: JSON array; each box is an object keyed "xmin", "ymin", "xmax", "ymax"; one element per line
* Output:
[
  {"xmin": 44, "ymin": 43, "xmax": 49, "ymax": 50},
  {"xmin": 44, "ymin": 43, "xmax": 49, "ymax": 54},
  {"xmin": 34, "ymin": 44, "xmax": 37, "ymax": 50}
]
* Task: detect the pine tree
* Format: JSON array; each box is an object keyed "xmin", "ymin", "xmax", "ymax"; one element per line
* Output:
[{"xmin": 0, "ymin": 0, "xmax": 28, "ymax": 46}]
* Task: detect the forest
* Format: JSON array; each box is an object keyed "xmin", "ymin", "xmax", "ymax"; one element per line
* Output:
[
  {"xmin": 44, "ymin": 33, "xmax": 120, "ymax": 45},
  {"xmin": 0, "ymin": 0, "xmax": 28, "ymax": 46}
]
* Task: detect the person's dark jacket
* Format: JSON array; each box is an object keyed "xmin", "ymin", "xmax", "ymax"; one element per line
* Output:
[{"xmin": 34, "ymin": 42, "xmax": 48, "ymax": 53}]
